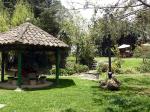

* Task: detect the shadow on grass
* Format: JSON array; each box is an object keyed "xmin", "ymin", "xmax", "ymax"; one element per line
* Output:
[
  {"xmin": 122, "ymin": 77, "xmax": 150, "ymax": 85},
  {"xmin": 61, "ymin": 108, "xmax": 77, "ymax": 112},
  {"xmin": 90, "ymin": 85, "xmax": 105, "ymax": 105},
  {"xmin": 23, "ymin": 78, "xmax": 76, "ymax": 91},
  {"xmin": 90, "ymin": 84, "xmax": 150, "ymax": 112},
  {"xmin": 120, "ymin": 85, "xmax": 150, "ymax": 96}
]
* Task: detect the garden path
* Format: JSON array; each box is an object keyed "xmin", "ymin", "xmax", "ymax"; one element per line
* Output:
[{"xmin": 74, "ymin": 70, "xmax": 99, "ymax": 80}]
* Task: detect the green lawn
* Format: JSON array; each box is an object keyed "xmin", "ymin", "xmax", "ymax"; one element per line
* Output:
[
  {"xmin": 95, "ymin": 57, "xmax": 113, "ymax": 62},
  {"xmin": 70, "ymin": 56, "xmax": 142, "ymax": 70},
  {"xmin": 0, "ymin": 57, "xmax": 149, "ymax": 112},
  {"xmin": 0, "ymin": 74, "xmax": 150, "ymax": 112},
  {"xmin": 121, "ymin": 58, "xmax": 142, "ymax": 69},
  {"xmin": 95, "ymin": 57, "xmax": 142, "ymax": 70}
]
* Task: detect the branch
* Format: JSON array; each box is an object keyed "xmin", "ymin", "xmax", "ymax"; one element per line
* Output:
[
  {"xmin": 116, "ymin": 8, "xmax": 149, "ymax": 19},
  {"xmin": 68, "ymin": 4, "xmax": 143, "ymax": 10},
  {"xmin": 137, "ymin": 0, "xmax": 150, "ymax": 7}
]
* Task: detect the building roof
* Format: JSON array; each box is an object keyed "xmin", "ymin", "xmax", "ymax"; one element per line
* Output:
[
  {"xmin": 118, "ymin": 44, "xmax": 130, "ymax": 49},
  {"xmin": 0, "ymin": 22, "xmax": 68, "ymax": 48}
]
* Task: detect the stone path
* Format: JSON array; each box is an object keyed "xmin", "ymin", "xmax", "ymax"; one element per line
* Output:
[{"xmin": 74, "ymin": 70, "xmax": 99, "ymax": 80}]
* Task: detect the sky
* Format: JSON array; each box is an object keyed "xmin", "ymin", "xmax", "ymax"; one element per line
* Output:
[
  {"xmin": 60, "ymin": 0, "xmax": 122, "ymax": 21},
  {"xmin": 60, "ymin": 0, "xmax": 150, "ymax": 22}
]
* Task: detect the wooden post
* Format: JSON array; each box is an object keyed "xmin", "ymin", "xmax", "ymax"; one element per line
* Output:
[
  {"xmin": 1, "ymin": 52, "xmax": 5, "ymax": 82},
  {"xmin": 17, "ymin": 51, "xmax": 22, "ymax": 87},
  {"xmin": 108, "ymin": 35, "xmax": 112, "ymax": 79},
  {"xmin": 56, "ymin": 48, "xmax": 61, "ymax": 84}
]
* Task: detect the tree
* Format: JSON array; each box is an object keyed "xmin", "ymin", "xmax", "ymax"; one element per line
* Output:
[
  {"xmin": 0, "ymin": 1, "xmax": 9, "ymax": 32},
  {"xmin": 34, "ymin": 0, "xmax": 66, "ymax": 36},
  {"xmin": 133, "ymin": 8, "xmax": 150, "ymax": 41},
  {"xmin": 57, "ymin": 10, "xmax": 83, "ymax": 63},
  {"xmin": 0, "ymin": 12, "xmax": 9, "ymax": 32},
  {"xmin": 137, "ymin": 0, "xmax": 150, "ymax": 7},
  {"xmin": 58, "ymin": 19, "xmax": 75, "ymax": 47},
  {"xmin": 78, "ymin": 33, "xmax": 96, "ymax": 68},
  {"xmin": 89, "ymin": 12, "xmax": 136, "ymax": 56},
  {"xmin": 2, "ymin": 0, "xmax": 66, "ymax": 37},
  {"xmin": 11, "ymin": 0, "xmax": 34, "ymax": 27}
]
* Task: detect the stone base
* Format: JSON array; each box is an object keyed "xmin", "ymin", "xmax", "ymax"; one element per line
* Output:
[{"xmin": 100, "ymin": 77, "xmax": 121, "ymax": 91}]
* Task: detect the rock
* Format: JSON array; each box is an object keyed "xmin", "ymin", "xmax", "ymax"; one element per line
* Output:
[
  {"xmin": 101, "ymin": 85, "xmax": 107, "ymax": 89},
  {"xmin": 107, "ymin": 79, "xmax": 120, "ymax": 90},
  {"xmin": 99, "ymin": 78, "xmax": 120, "ymax": 91},
  {"xmin": 112, "ymin": 76, "xmax": 121, "ymax": 86}
]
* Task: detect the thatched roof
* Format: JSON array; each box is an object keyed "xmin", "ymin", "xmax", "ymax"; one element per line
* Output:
[{"xmin": 0, "ymin": 22, "xmax": 68, "ymax": 48}]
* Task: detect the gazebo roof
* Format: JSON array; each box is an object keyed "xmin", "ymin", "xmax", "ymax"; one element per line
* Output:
[{"xmin": 0, "ymin": 22, "xmax": 68, "ymax": 48}]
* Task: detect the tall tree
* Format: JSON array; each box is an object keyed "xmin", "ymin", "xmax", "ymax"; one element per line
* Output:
[
  {"xmin": 0, "ymin": 0, "xmax": 9, "ymax": 32},
  {"xmin": 11, "ymin": 0, "xmax": 34, "ymax": 27},
  {"xmin": 34, "ymin": 0, "xmax": 66, "ymax": 36},
  {"xmin": 133, "ymin": 8, "xmax": 150, "ymax": 41}
]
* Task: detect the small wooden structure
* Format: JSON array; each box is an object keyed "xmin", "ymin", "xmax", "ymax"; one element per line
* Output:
[
  {"xmin": 118, "ymin": 44, "xmax": 132, "ymax": 58},
  {"xmin": 0, "ymin": 22, "xmax": 68, "ymax": 89}
]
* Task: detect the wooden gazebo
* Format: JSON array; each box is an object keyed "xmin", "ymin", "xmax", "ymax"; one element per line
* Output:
[{"xmin": 0, "ymin": 22, "xmax": 68, "ymax": 88}]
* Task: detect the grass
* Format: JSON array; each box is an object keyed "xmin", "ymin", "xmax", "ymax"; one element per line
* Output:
[
  {"xmin": 70, "ymin": 56, "xmax": 143, "ymax": 69},
  {"xmin": 69, "ymin": 56, "xmax": 142, "ymax": 69},
  {"xmin": 95, "ymin": 57, "xmax": 142, "ymax": 71},
  {"xmin": 95, "ymin": 57, "xmax": 112, "ymax": 62},
  {"xmin": 0, "ymin": 74, "xmax": 150, "ymax": 112},
  {"xmin": 0, "ymin": 57, "xmax": 149, "ymax": 112},
  {"xmin": 121, "ymin": 58, "xmax": 142, "ymax": 69}
]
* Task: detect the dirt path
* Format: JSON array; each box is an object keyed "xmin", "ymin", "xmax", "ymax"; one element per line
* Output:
[{"xmin": 74, "ymin": 70, "xmax": 99, "ymax": 80}]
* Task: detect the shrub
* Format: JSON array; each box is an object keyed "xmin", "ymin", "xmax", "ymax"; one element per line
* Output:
[
  {"xmin": 66, "ymin": 68, "xmax": 76, "ymax": 75},
  {"xmin": 78, "ymin": 37, "xmax": 96, "ymax": 68},
  {"xmin": 50, "ymin": 63, "xmax": 89, "ymax": 76},
  {"xmin": 112, "ymin": 59, "xmax": 123, "ymax": 74},
  {"xmin": 134, "ymin": 46, "xmax": 150, "ymax": 64},
  {"xmin": 96, "ymin": 64, "xmax": 102, "ymax": 75},
  {"xmin": 50, "ymin": 68, "xmax": 68, "ymax": 76},
  {"xmin": 112, "ymin": 64, "xmax": 122, "ymax": 74},
  {"xmin": 97, "ymin": 59, "xmax": 123, "ymax": 74},
  {"xmin": 133, "ymin": 46, "xmax": 143, "ymax": 58},
  {"xmin": 97, "ymin": 62, "xmax": 108, "ymax": 73},
  {"xmin": 137, "ymin": 60, "xmax": 150, "ymax": 73},
  {"xmin": 60, "ymin": 69, "xmax": 68, "ymax": 76},
  {"xmin": 123, "ymin": 68, "xmax": 136, "ymax": 74},
  {"xmin": 74, "ymin": 64, "xmax": 89, "ymax": 73},
  {"xmin": 113, "ymin": 58, "xmax": 123, "ymax": 68},
  {"xmin": 50, "ymin": 67, "xmax": 56, "ymax": 74}
]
